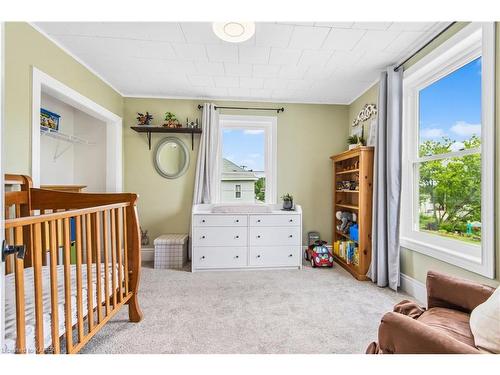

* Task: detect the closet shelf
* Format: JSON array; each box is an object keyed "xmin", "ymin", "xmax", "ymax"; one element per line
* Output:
[
  {"xmin": 40, "ymin": 126, "xmax": 94, "ymax": 146},
  {"xmin": 335, "ymin": 203, "xmax": 359, "ymax": 210}
]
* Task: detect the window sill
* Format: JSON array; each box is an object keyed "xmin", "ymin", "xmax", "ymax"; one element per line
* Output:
[{"xmin": 400, "ymin": 235, "xmax": 494, "ymax": 279}]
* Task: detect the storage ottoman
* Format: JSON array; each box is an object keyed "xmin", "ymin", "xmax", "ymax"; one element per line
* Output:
[{"xmin": 154, "ymin": 234, "xmax": 188, "ymax": 269}]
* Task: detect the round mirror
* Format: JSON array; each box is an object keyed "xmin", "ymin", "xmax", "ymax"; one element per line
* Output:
[{"xmin": 154, "ymin": 137, "xmax": 190, "ymax": 179}]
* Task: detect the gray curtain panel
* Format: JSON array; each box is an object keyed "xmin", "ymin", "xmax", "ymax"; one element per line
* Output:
[
  {"xmin": 190, "ymin": 103, "xmax": 219, "ymax": 258},
  {"xmin": 193, "ymin": 103, "xmax": 220, "ymax": 205},
  {"xmin": 369, "ymin": 67, "xmax": 403, "ymax": 291}
]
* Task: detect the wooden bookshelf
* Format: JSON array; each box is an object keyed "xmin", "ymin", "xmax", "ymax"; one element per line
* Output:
[{"xmin": 330, "ymin": 146, "xmax": 374, "ymax": 281}]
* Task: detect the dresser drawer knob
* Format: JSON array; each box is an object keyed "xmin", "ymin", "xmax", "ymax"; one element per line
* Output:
[
  {"xmin": 257, "ymin": 255, "xmax": 261, "ymax": 258},
  {"xmin": 235, "ymin": 235, "xmax": 239, "ymax": 239},
  {"xmin": 201, "ymin": 219, "xmax": 206, "ymax": 223},
  {"xmin": 288, "ymin": 234, "xmax": 293, "ymax": 238},
  {"xmin": 235, "ymin": 219, "xmax": 239, "ymax": 223},
  {"xmin": 201, "ymin": 256, "xmax": 205, "ymax": 259},
  {"xmin": 257, "ymin": 219, "xmax": 261, "ymax": 223},
  {"xmin": 235, "ymin": 255, "xmax": 239, "ymax": 259},
  {"xmin": 288, "ymin": 254, "xmax": 293, "ymax": 257},
  {"xmin": 257, "ymin": 235, "xmax": 261, "ymax": 238},
  {"xmin": 201, "ymin": 235, "xmax": 206, "ymax": 239},
  {"xmin": 289, "ymin": 219, "xmax": 293, "ymax": 222}
]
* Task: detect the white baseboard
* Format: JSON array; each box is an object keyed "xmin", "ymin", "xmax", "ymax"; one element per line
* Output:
[
  {"xmin": 141, "ymin": 247, "xmax": 154, "ymax": 262},
  {"xmin": 400, "ymin": 273, "xmax": 427, "ymax": 306}
]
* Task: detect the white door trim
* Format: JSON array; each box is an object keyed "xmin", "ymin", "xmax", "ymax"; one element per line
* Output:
[
  {"xmin": 31, "ymin": 67, "xmax": 123, "ymax": 192},
  {"xmin": 0, "ymin": 21, "xmax": 5, "ymax": 352}
]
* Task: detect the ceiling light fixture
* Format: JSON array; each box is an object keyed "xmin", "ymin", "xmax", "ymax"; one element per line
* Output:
[{"xmin": 212, "ymin": 22, "xmax": 255, "ymax": 43}]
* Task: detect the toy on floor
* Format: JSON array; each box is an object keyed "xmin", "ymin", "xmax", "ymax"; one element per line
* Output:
[
  {"xmin": 305, "ymin": 240, "xmax": 334, "ymax": 268},
  {"xmin": 336, "ymin": 210, "xmax": 357, "ymax": 233}
]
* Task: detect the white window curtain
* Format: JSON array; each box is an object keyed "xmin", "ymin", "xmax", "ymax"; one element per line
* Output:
[
  {"xmin": 369, "ymin": 67, "xmax": 403, "ymax": 291},
  {"xmin": 193, "ymin": 103, "xmax": 220, "ymax": 205}
]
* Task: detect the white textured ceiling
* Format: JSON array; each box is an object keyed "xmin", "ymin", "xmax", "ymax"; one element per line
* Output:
[{"xmin": 34, "ymin": 22, "xmax": 446, "ymax": 104}]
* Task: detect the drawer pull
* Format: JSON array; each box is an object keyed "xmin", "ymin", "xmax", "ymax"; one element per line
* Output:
[
  {"xmin": 257, "ymin": 219, "xmax": 261, "ymax": 223},
  {"xmin": 235, "ymin": 255, "xmax": 239, "ymax": 259},
  {"xmin": 235, "ymin": 219, "xmax": 239, "ymax": 223},
  {"xmin": 201, "ymin": 235, "xmax": 206, "ymax": 239},
  {"xmin": 288, "ymin": 254, "xmax": 293, "ymax": 257},
  {"xmin": 235, "ymin": 235, "xmax": 239, "ymax": 239},
  {"xmin": 257, "ymin": 235, "xmax": 261, "ymax": 238},
  {"xmin": 201, "ymin": 219, "xmax": 206, "ymax": 223},
  {"xmin": 257, "ymin": 255, "xmax": 261, "ymax": 258},
  {"xmin": 288, "ymin": 234, "xmax": 293, "ymax": 238},
  {"xmin": 289, "ymin": 219, "xmax": 293, "ymax": 222},
  {"xmin": 201, "ymin": 256, "xmax": 205, "ymax": 259}
]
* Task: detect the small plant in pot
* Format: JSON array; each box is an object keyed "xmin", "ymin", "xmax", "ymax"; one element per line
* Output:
[
  {"xmin": 347, "ymin": 135, "xmax": 366, "ymax": 150},
  {"xmin": 281, "ymin": 193, "xmax": 294, "ymax": 210},
  {"xmin": 163, "ymin": 112, "xmax": 179, "ymax": 128}
]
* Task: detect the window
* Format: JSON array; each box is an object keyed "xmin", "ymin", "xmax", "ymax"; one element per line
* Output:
[
  {"xmin": 217, "ymin": 115, "xmax": 277, "ymax": 204},
  {"xmin": 401, "ymin": 23, "xmax": 495, "ymax": 278}
]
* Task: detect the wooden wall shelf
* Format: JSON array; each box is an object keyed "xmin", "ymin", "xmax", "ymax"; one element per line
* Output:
[
  {"xmin": 330, "ymin": 146, "xmax": 374, "ymax": 281},
  {"xmin": 131, "ymin": 126, "xmax": 202, "ymax": 150}
]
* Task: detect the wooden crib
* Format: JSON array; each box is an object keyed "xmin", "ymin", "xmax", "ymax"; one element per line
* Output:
[{"xmin": 3, "ymin": 174, "xmax": 143, "ymax": 354}]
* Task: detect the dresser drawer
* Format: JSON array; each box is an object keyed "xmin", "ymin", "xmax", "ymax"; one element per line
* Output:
[
  {"xmin": 249, "ymin": 214, "xmax": 300, "ymax": 227},
  {"xmin": 193, "ymin": 227, "xmax": 247, "ymax": 247},
  {"xmin": 249, "ymin": 246, "xmax": 300, "ymax": 267},
  {"xmin": 193, "ymin": 247, "xmax": 247, "ymax": 269},
  {"xmin": 193, "ymin": 214, "xmax": 247, "ymax": 227},
  {"xmin": 249, "ymin": 226, "xmax": 301, "ymax": 246}
]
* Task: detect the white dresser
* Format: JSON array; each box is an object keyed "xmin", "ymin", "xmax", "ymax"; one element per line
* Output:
[{"xmin": 191, "ymin": 204, "xmax": 302, "ymax": 272}]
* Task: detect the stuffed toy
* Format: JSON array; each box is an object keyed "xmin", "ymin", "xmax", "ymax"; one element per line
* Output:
[{"xmin": 336, "ymin": 211, "xmax": 357, "ymax": 233}]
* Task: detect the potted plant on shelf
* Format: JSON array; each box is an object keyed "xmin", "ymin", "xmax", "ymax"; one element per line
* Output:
[
  {"xmin": 164, "ymin": 112, "xmax": 179, "ymax": 128},
  {"xmin": 137, "ymin": 112, "xmax": 153, "ymax": 125},
  {"xmin": 347, "ymin": 135, "xmax": 366, "ymax": 150},
  {"xmin": 281, "ymin": 193, "xmax": 294, "ymax": 210}
]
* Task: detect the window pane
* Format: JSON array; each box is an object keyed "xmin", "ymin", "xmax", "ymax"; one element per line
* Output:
[
  {"xmin": 419, "ymin": 58, "xmax": 482, "ymax": 157},
  {"xmin": 418, "ymin": 153, "xmax": 481, "ymax": 244},
  {"xmin": 221, "ymin": 128, "xmax": 265, "ymax": 203}
]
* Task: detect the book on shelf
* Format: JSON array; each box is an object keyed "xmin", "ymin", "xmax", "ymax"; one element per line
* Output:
[{"xmin": 333, "ymin": 240, "xmax": 359, "ymax": 266}]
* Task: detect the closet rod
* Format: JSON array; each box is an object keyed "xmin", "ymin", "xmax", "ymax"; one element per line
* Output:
[
  {"xmin": 394, "ymin": 22, "xmax": 456, "ymax": 72},
  {"xmin": 197, "ymin": 105, "xmax": 284, "ymax": 113}
]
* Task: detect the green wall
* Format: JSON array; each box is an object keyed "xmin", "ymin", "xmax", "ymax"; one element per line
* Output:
[
  {"xmin": 124, "ymin": 98, "xmax": 348, "ymax": 244},
  {"xmin": 348, "ymin": 22, "xmax": 500, "ymax": 287},
  {"xmin": 4, "ymin": 22, "xmax": 123, "ymax": 175}
]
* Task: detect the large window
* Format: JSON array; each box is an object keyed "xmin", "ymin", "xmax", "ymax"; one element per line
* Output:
[
  {"xmin": 218, "ymin": 115, "xmax": 277, "ymax": 204},
  {"xmin": 401, "ymin": 23, "xmax": 495, "ymax": 278}
]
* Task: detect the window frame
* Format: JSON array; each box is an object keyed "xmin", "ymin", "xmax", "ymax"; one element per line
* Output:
[
  {"xmin": 217, "ymin": 114, "xmax": 277, "ymax": 204},
  {"xmin": 401, "ymin": 23, "xmax": 495, "ymax": 278},
  {"xmin": 235, "ymin": 184, "xmax": 241, "ymax": 199}
]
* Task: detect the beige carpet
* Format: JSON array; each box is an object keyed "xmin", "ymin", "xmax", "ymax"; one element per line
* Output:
[{"xmin": 80, "ymin": 262, "xmax": 409, "ymax": 354}]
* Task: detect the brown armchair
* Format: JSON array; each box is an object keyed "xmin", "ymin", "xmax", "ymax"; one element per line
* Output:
[{"xmin": 366, "ymin": 271, "xmax": 496, "ymax": 354}]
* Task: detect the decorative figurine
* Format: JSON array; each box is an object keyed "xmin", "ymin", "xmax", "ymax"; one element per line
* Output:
[
  {"xmin": 137, "ymin": 112, "xmax": 153, "ymax": 125},
  {"xmin": 140, "ymin": 227, "xmax": 150, "ymax": 246}
]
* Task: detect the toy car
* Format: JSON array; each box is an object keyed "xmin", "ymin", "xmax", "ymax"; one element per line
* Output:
[{"xmin": 305, "ymin": 240, "xmax": 334, "ymax": 268}]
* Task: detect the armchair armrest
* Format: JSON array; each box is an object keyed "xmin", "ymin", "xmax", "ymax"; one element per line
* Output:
[
  {"xmin": 378, "ymin": 312, "xmax": 479, "ymax": 354},
  {"xmin": 427, "ymin": 271, "xmax": 495, "ymax": 313}
]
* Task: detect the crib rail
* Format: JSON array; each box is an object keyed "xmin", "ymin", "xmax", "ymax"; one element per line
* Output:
[{"xmin": 4, "ymin": 199, "xmax": 142, "ymax": 354}]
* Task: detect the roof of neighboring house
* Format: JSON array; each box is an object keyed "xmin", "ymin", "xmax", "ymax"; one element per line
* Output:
[{"xmin": 222, "ymin": 158, "xmax": 259, "ymax": 181}]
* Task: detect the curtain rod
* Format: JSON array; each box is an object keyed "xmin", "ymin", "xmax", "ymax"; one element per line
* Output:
[
  {"xmin": 394, "ymin": 22, "xmax": 457, "ymax": 72},
  {"xmin": 197, "ymin": 105, "xmax": 284, "ymax": 113}
]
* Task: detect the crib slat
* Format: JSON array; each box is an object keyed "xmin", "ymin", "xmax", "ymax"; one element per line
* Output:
[
  {"xmin": 110, "ymin": 210, "xmax": 117, "ymax": 309},
  {"xmin": 122, "ymin": 207, "xmax": 129, "ymax": 295},
  {"xmin": 102, "ymin": 210, "xmax": 110, "ymax": 316},
  {"xmin": 75, "ymin": 216, "xmax": 84, "ymax": 342},
  {"xmin": 93, "ymin": 212, "xmax": 103, "ymax": 323},
  {"xmin": 33, "ymin": 223, "xmax": 44, "ymax": 354},
  {"xmin": 14, "ymin": 226, "xmax": 26, "ymax": 354},
  {"xmin": 49, "ymin": 221, "xmax": 61, "ymax": 354},
  {"xmin": 115, "ymin": 209, "xmax": 123, "ymax": 302},
  {"xmin": 85, "ymin": 214, "xmax": 95, "ymax": 331},
  {"xmin": 5, "ymin": 219, "xmax": 13, "ymax": 275},
  {"xmin": 62, "ymin": 218, "xmax": 73, "ymax": 353}
]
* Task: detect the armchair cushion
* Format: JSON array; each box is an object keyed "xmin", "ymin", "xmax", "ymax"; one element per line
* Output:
[
  {"xmin": 417, "ymin": 308, "xmax": 475, "ymax": 347},
  {"xmin": 470, "ymin": 287, "xmax": 500, "ymax": 353}
]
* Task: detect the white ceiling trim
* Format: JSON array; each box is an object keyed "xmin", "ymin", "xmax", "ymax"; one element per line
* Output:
[{"xmin": 29, "ymin": 22, "xmax": 126, "ymax": 97}]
